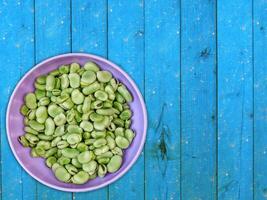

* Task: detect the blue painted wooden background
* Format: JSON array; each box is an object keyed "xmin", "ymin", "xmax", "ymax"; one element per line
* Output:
[{"xmin": 0, "ymin": 0, "xmax": 266, "ymax": 199}]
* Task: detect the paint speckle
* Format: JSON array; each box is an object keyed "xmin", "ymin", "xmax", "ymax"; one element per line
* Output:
[
  {"xmin": 240, "ymin": 25, "xmax": 246, "ymax": 31},
  {"xmin": 123, "ymin": 37, "xmax": 129, "ymax": 42},
  {"xmin": 200, "ymin": 47, "xmax": 211, "ymax": 58},
  {"xmin": 94, "ymin": 13, "xmax": 99, "ymax": 18},
  {"xmin": 263, "ymin": 188, "xmax": 267, "ymax": 197},
  {"xmin": 229, "ymin": 143, "xmax": 235, "ymax": 148}
]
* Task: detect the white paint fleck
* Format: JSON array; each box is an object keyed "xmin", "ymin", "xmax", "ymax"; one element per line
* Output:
[
  {"xmin": 229, "ymin": 143, "xmax": 235, "ymax": 148},
  {"xmin": 152, "ymin": 90, "xmax": 156, "ymax": 94},
  {"xmin": 17, "ymin": 1, "xmax": 21, "ymax": 5},
  {"xmin": 156, "ymin": 24, "xmax": 160, "ymax": 29},
  {"xmin": 79, "ymin": 48, "xmax": 84, "ymax": 52},
  {"xmin": 169, "ymin": 103, "xmax": 173, "ymax": 107},
  {"xmin": 80, "ymin": 6, "xmax": 85, "ymax": 11},
  {"xmin": 225, "ymin": 172, "xmax": 229, "ymax": 176},
  {"xmin": 256, "ymin": 21, "xmax": 260, "ymax": 25},
  {"xmin": 123, "ymin": 37, "xmax": 128, "ymax": 42},
  {"xmin": 61, "ymin": 20, "xmax": 64, "ymax": 24},
  {"xmin": 241, "ymin": 25, "xmax": 246, "ymax": 31},
  {"xmin": 196, "ymin": 17, "xmax": 200, "ymax": 21},
  {"xmin": 15, "ymin": 43, "xmax": 20, "ymax": 48},
  {"xmin": 263, "ymin": 151, "xmax": 266, "ymax": 154},
  {"xmin": 94, "ymin": 13, "xmax": 99, "ymax": 18},
  {"xmin": 109, "ymin": 8, "xmax": 113, "ymax": 12},
  {"xmin": 94, "ymin": 43, "xmax": 98, "ymax": 47},
  {"xmin": 2, "ymin": 36, "xmax": 6, "ymax": 40}
]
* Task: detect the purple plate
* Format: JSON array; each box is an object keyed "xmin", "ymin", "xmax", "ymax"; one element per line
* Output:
[{"xmin": 6, "ymin": 53, "xmax": 147, "ymax": 192}]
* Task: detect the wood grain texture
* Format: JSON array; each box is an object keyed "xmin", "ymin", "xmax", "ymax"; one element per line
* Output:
[
  {"xmin": 181, "ymin": 0, "xmax": 217, "ymax": 199},
  {"xmin": 35, "ymin": 0, "xmax": 72, "ymax": 199},
  {"xmin": 253, "ymin": 0, "xmax": 267, "ymax": 199},
  {"xmin": 72, "ymin": 0, "xmax": 108, "ymax": 199},
  {"xmin": 0, "ymin": 1, "xmax": 35, "ymax": 200},
  {"xmin": 144, "ymin": 0, "xmax": 180, "ymax": 199},
  {"xmin": 107, "ymin": 0, "xmax": 144, "ymax": 199},
  {"xmin": 217, "ymin": 0, "xmax": 253, "ymax": 199}
]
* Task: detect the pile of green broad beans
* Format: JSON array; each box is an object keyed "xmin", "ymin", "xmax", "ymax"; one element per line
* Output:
[{"xmin": 19, "ymin": 61, "xmax": 135, "ymax": 184}]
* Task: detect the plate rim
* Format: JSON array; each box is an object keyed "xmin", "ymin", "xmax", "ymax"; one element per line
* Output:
[{"xmin": 6, "ymin": 53, "xmax": 147, "ymax": 192}]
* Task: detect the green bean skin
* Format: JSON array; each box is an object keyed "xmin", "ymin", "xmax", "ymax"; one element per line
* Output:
[
  {"xmin": 117, "ymin": 85, "xmax": 133, "ymax": 102},
  {"xmin": 19, "ymin": 61, "xmax": 136, "ymax": 184},
  {"xmin": 25, "ymin": 93, "xmax": 37, "ymax": 109},
  {"xmin": 84, "ymin": 61, "xmax": 100, "ymax": 72}
]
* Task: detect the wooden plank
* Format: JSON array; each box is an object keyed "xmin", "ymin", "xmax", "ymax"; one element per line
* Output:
[
  {"xmin": 0, "ymin": 0, "xmax": 35, "ymax": 200},
  {"xmin": 144, "ymin": 0, "xmax": 180, "ymax": 199},
  {"xmin": 71, "ymin": 0, "xmax": 108, "ymax": 199},
  {"xmin": 253, "ymin": 0, "xmax": 267, "ymax": 199},
  {"xmin": 180, "ymin": 0, "xmax": 217, "ymax": 199},
  {"xmin": 217, "ymin": 0, "xmax": 253, "ymax": 199},
  {"xmin": 107, "ymin": 0, "xmax": 144, "ymax": 199},
  {"xmin": 35, "ymin": 0, "xmax": 72, "ymax": 199}
]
